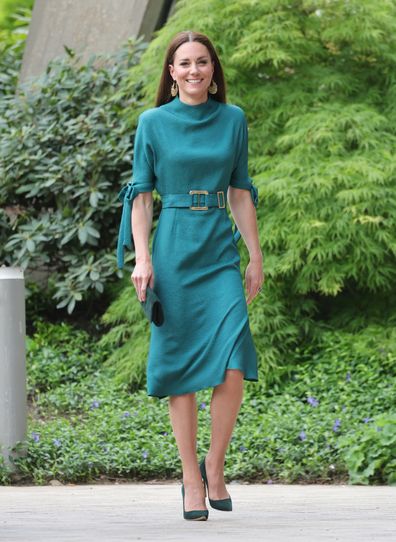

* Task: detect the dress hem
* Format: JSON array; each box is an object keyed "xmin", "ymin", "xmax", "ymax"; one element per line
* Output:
[{"xmin": 147, "ymin": 372, "xmax": 259, "ymax": 400}]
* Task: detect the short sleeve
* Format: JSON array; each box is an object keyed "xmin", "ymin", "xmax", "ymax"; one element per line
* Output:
[
  {"xmin": 116, "ymin": 113, "xmax": 156, "ymax": 269},
  {"xmin": 229, "ymin": 110, "xmax": 259, "ymax": 245},
  {"xmin": 230, "ymin": 111, "xmax": 253, "ymax": 190},
  {"xmin": 131, "ymin": 113, "xmax": 156, "ymax": 191}
]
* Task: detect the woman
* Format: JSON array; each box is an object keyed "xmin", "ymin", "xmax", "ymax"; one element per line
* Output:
[{"xmin": 118, "ymin": 30, "xmax": 264, "ymax": 520}]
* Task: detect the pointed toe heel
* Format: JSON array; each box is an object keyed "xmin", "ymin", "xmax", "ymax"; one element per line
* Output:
[
  {"xmin": 199, "ymin": 456, "xmax": 233, "ymax": 512},
  {"xmin": 181, "ymin": 483, "xmax": 209, "ymax": 521}
]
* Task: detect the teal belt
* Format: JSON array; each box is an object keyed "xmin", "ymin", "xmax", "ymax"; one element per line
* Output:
[
  {"xmin": 161, "ymin": 190, "xmax": 226, "ymax": 210},
  {"xmin": 117, "ymin": 183, "xmax": 258, "ymax": 269}
]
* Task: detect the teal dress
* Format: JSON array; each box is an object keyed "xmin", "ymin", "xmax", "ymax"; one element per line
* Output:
[{"xmin": 118, "ymin": 94, "xmax": 259, "ymax": 399}]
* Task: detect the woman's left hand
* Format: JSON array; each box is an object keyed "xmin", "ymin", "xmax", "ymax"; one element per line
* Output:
[{"xmin": 245, "ymin": 255, "xmax": 265, "ymax": 305}]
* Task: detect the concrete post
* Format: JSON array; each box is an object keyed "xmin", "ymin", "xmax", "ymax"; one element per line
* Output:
[{"xmin": 0, "ymin": 267, "xmax": 27, "ymax": 471}]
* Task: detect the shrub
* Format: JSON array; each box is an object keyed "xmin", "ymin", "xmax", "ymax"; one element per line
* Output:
[
  {"xmin": 3, "ymin": 323, "xmax": 394, "ymax": 485},
  {"xmin": 0, "ymin": 37, "xmax": 150, "ymax": 313},
  {"xmin": 26, "ymin": 320, "xmax": 109, "ymax": 395},
  {"xmin": 337, "ymin": 413, "xmax": 396, "ymax": 485}
]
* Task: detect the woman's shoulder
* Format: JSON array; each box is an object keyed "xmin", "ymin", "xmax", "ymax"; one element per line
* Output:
[
  {"xmin": 222, "ymin": 101, "xmax": 246, "ymax": 122},
  {"xmin": 138, "ymin": 107, "xmax": 160, "ymax": 124}
]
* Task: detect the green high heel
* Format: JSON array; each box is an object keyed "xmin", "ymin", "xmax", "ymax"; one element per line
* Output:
[
  {"xmin": 199, "ymin": 456, "xmax": 233, "ymax": 511},
  {"xmin": 181, "ymin": 483, "xmax": 209, "ymax": 521}
]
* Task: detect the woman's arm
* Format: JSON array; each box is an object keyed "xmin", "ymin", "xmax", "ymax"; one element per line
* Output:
[
  {"xmin": 131, "ymin": 192, "xmax": 154, "ymax": 302},
  {"xmin": 227, "ymin": 186, "xmax": 262, "ymax": 260},
  {"xmin": 227, "ymin": 186, "xmax": 264, "ymax": 304}
]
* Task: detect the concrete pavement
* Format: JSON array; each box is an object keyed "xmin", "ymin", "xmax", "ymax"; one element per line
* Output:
[{"xmin": 0, "ymin": 482, "xmax": 395, "ymax": 541}]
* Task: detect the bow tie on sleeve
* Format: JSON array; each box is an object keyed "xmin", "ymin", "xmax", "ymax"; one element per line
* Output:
[{"xmin": 116, "ymin": 182, "xmax": 139, "ymax": 269}]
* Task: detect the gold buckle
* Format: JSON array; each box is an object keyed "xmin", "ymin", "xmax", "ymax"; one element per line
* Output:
[
  {"xmin": 217, "ymin": 191, "xmax": 225, "ymax": 208},
  {"xmin": 189, "ymin": 190, "xmax": 208, "ymax": 210}
]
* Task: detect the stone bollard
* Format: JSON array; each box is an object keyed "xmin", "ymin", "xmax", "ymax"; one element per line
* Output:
[{"xmin": 0, "ymin": 267, "xmax": 27, "ymax": 471}]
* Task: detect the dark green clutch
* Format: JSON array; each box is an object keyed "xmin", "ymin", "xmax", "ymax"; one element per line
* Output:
[{"xmin": 140, "ymin": 285, "xmax": 164, "ymax": 326}]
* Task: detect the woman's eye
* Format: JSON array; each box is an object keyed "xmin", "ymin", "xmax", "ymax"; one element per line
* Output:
[{"xmin": 180, "ymin": 61, "xmax": 207, "ymax": 66}]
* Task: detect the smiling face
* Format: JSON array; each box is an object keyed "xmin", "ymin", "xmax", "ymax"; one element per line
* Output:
[{"xmin": 169, "ymin": 41, "xmax": 215, "ymax": 104}]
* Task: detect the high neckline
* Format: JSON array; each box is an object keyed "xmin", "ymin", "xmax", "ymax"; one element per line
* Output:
[
  {"xmin": 176, "ymin": 95, "xmax": 210, "ymax": 107},
  {"xmin": 165, "ymin": 93, "xmax": 219, "ymax": 120}
]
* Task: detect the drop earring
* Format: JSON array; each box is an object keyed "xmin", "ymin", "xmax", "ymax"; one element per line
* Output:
[
  {"xmin": 208, "ymin": 79, "xmax": 218, "ymax": 94},
  {"xmin": 171, "ymin": 79, "xmax": 178, "ymax": 97}
]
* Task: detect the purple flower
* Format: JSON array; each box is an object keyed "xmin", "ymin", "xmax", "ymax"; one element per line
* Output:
[
  {"xmin": 53, "ymin": 438, "xmax": 61, "ymax": 447},
  {"xmin": 32, "ymin": 432, "xmax": 40, "ymax": 443},
  {"xmin": 346, "ymin": 372, "xmax": 351, "ymax": 382},
  {"xmin": 161, "ymin": 431, "xmax": 168, "ymax": 436},
  {"xmin": 142, "ymin": 451, "xmax": 148, "ymax": 459},
  {"xmin": 90, "ymin": 400, "xmax": 101, "ymax": 409},
  {"xmin": 299, "ymin": 431, "xmax": 307, "ymax": 441},
  {"xmin": 266, "ymin": 479, "xmax": 273, "ymax": 484},
  {"xmin": 239, "ymin": 445, "xmax": 247, "ymax": 452},
  {"xmin": 200, "ymin": 402, "xmax": 206, "ymax": 410},
  {"xmin": 333, "ymin": 418, "xmax": 341, "ymax": 432},
  {"xmin": 307, "ymin": 396, "xmax": 319, "ymax": 407},
  {"xmin": 363, "ymin": 417, "xmax": 373, "ymax": 423},
  {"xmin": 121, "ymin": 411, "xmax": 131, "ymax": 418}
]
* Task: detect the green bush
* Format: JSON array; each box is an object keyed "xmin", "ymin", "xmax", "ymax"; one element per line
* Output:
[
  {"xmin": 27, "ymin": 321, "xmax": 109, "ymax": 395},
  {"xmin": 99, "ymin": 280, "xmax": 151, "ymax": 390},
  {"xmin": 0, "ymin": 4, "xmax": 30, "ymax": 95},
  {"xmin": 0, "ymin": 38, "xmax": 150, "ymax": 314},
  {"xmin": 1, "ymin": 323, "xmax": 393, "ymax": 485},
  {"xmin": 0, "ymin": 0, "xmax": 32, "ymax": 32},
  {"xmin": 337, "ymin": 413, "xmax": 396, "ymax": 485}
]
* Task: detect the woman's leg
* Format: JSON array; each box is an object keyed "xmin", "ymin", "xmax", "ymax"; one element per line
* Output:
[
  {"xmin": 205, "ymin": 369, "xmax": 244, "ymax": 499},
  {"xmin": 168, "ymin": 392, "xmax": 207, "ymax": 511}
]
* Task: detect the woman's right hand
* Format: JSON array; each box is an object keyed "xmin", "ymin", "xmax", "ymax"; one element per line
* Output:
[{"xmin": 131, "ymin": 258, "xmax": 154, "ymax": 302}]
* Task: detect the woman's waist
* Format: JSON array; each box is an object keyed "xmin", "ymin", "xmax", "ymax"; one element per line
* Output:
[{"xmin": 160, "ymin": 189, "xmax": 227, "ymax": 211}]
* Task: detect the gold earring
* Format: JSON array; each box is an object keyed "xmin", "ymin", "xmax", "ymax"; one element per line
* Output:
[
  {"xmin": 208, "ymin": 79, "xmax": 218, "ymax": 94},
  {"xmin": 171, "ymin": 79, "xmax": 178, "ymax": 97}
]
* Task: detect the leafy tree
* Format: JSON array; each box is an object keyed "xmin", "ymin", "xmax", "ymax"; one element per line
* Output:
[{"xmin": 101, "ymin": 0, "xmax": 396, "ymax": 388}]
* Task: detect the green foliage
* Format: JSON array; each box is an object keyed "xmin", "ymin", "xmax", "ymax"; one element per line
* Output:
[
  {"xmin": 0, "ymin": 38, "xmax": 150, "ymax": 313},
  {"xmin": 99, "ymin": 280, "xmax": 151, "ymax": 390},
  {"xmin": 2, "ymin": 322, "xmax": 394, "ymax": 485},
  {"xmin": 26, "ymin": 320, "xmax": 109, "ymax": 394},
  {"xmin": 0, "ymin": 0, "xmax": 32, "ymax": 32},
  {"xmin": 99, "ymin": 0, "xmax": 396, "ymax": 387},
  {"xmin": 0, "ymin": 452, "xmax": 10, "ymax": 484},
  {"xmin": 337, "ymin": 413, "xmax": 396, "ymax": 485},
  {"xmin": 0, "ymin": 4, "xmax": 31, "ymax": 95}
]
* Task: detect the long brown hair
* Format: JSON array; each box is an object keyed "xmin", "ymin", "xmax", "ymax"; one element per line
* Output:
[{"xmin": 155, "ymin": 30, "xmax": 227, "ymax": 107}]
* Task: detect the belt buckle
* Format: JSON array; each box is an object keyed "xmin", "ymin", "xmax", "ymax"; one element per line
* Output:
[
  {"xmin": 189, "ymin": 190, "xmax": 208, "ymax": 210},
  {"xmin": 217, "ymin": 191, "xmax": 225, "ymax": 209}
]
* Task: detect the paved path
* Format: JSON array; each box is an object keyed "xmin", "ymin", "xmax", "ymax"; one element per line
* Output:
[{"xmin": 0, "ymin": 482, "xmax": 395, "ymax": 541}]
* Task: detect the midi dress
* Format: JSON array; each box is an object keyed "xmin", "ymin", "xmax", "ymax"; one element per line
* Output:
[{"xmin": 117, "ymin": 94, "xmax": 259, "ymax": 399}]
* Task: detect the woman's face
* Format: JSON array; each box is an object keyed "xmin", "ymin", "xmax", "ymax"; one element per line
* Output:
[{"xmin": 169, "ymin": 41, "xmax": 215, "ymax": 103}]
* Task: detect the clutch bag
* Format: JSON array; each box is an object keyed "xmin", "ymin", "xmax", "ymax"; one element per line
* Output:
[{"xmin": 140, "ymin": 285, "xmax": 164, "ymax": 326}]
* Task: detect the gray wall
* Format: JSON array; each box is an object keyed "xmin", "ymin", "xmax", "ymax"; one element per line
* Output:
[{"xmin": 20, "ymin": 0, "xmax": 175, "ymax": 83}]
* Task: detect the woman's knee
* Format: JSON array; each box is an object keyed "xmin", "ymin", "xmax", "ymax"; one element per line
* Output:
[{"xmin": 225, "ymin": 369, "xmax": 244, "ymax": 380}]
